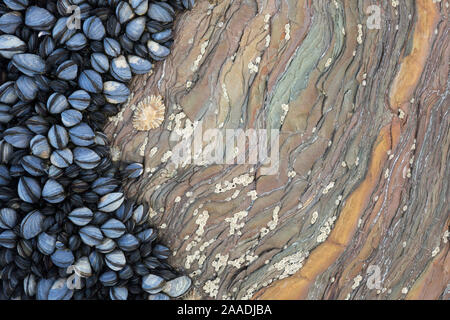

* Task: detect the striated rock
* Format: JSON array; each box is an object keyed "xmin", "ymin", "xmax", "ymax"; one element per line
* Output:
[{"xmin": 106, "ymin": 0, "xmax": 449, "ymax": 300}]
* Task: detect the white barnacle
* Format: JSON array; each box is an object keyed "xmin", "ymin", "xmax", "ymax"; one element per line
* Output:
[
  {"xmin": 267, "ymin": 206, "xmax": 280, "ymax": 231},
  {"xmin": 203, "ymin": 277, "xmax": 220, "ymax": 298},
  {"xmin": 161, "ymin": 150, "xmax": 172, "ymax": 163},
  {"xmin": 280, "ymin": 104, "xmax": 289, "ymax": 124},
  {"xmin": 310, "ymin": 211, "xmax": 318, "ymax": 225},
  {"xmin": 195, "ymin": 211, "xmax": 209, "ymax": 237},
  {"xmin": 351, "ymin": 275, "xmax": 363, "ymax": 290},
  {"xmin": 248, "ymin": 61, "xmax": 259, "ymax": 74},
  {"xmin": 284, "ymin": 23, "xmax": 291, "ymax": 40},
  {"xmin": 225, "ymin": 211, "xmax": 248, "ymax": 236},
  {"xmin": 431, "ymin": 246, "xmax": 440, "ymax": 257},
  {"xmin": 247, "ymin": 190, "xmax": 257, "ymax": 200},
  {"xmin": 357, "ymin": 24, "xmax": 363, "ymax": 44},
  {"xmin": 316, "ymin": 216, "xmax": 337, "ymax": 243},
  {"xmin": 139, "ymin": 137, "xmax": 148, "ymax": 156},
  {"xmin": 443, "ymin": 230, "xmax": 449, "ymax": 244},
  {"xmin": 269, "ymin": 250, "xmax": 309, "ymax": 279},
  {"xmin": 149, "ymin": 146, "xmax": 158, "ymax": 157},
  {"xmin": 228, "ymin": 256, "xmax": 245, "ymax": 269},
  {"xmin": 212, "ymin": 253, "xmax": 229, "ymax": 272},
  {"xmin": 265, "ymin": 34, "xmax": 271, "ymax": 47},
  {"xmin": 322, "ymin": 181, "xmax": 335, "ymax": 194}
]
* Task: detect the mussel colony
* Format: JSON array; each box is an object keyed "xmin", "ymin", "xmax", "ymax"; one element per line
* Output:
[{"xmin": 0, "ymin": 0, "xmax": 194, "ymax": 300}]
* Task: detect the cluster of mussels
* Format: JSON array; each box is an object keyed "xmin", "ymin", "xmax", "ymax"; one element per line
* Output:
[{"xmin": 0, "ymin": 0, "xmax": 194, "ymax": 300}]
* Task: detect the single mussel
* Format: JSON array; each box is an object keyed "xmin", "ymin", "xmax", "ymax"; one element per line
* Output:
[
  {"xmin": 68, "ymin": 207, "xmax": 93, "ymax": 226},
  {"xmin": 91, "ymin": 53, "xmax": 109, "ymax": 73},
  {"xmin": 103, "ymin": 37, "xmax": 121, "ymax": 57},
  {"xmin": 50, "ymin": 148, "xmax": 73, "ymax": 168},
  {"xmin": 68, "ymin": 90, "xmax": 90, "ymax": 110},
  {"xmin": 20, "ymin": 210, "xmax": 44, "ymax": 239},
  {"xmin": 12, "ymin": 53, "xmax": 46, "ymax": 77},
  {"xmin": 147, "ymin": 40, "xmax": 170, "ymax": 61},
  {"xmin": 78, "ymin": 70, "xmax": 103, "ymax": 93},
  {"xmin": 116, "ymin": 1, "xmax": 135, "ymax": 24},
  {"xmin": 0, "ymin": 208, "xmax": 17, "ymax": 229},
  {"xmin": 73, "ymin": 147, "xmax": 101, "ymax": 169},
  {"xmin": 130, "ymin": 0, "xmax": 148, "ymax": 16},
  {"xmin": 4, "ymin": 126, "xmax": 33, "ymax": 149},
  {"xmin": 42, "ymin": 179, "xmax": 65, "ymax": 203},
  {"xmin": 110, "ymin": 55, "xmax": 132, "ymax": 82},
  {"xmin": 105, "ymin": 250, "xmax": 126, "ymax": 271},
  {"xmin": 56, "ymin": 60, "xmax": 78, "ymax": 81},
  {"xmin": 83, "ymin": 16, "xmax": 105, "ymax": 41},
  {"xmin": 65, "ymin": 33, "xmax": 88, "ymax": 51},
  {"xmin": 61, "ymin": 109, "xmax": 82, "ymax": 127},
  {"xmin": 37, "ymin": 232, "xmax": 56, "ymax": 255},
  {"xmin": 101, "ymin": 218, "xmax": 126, "ymax": 239},
  {"xmin": 98, "ymin": 192, "xmax": 124, "ymax": 213},
  {"xmin": 125, "ymin": 17, "xmax": 146, "ymax": 41},
  {"xmin": 68, "ymin": 122, "xmax": 95, "ymax": 146},
  {"xmin": 25, "ymin": 6, "xmax": 55, "ymax": 31},
  {"xmin": 21, "ymin": 155, "xmax": 47, "ymax": 176},
  {"xmin": 147, "ymin": 2, "xmax": 175, "ymax": 23},
  {"xmin": 48, "ymin": 124, "xmax": 69, "ymax": 149},
  {"xmin": 103, "ymin": 81, "xmax": 130, "ymax": 104},
  {"xmin": 79, "ymin": 225, "xmax": 104, "ymax": 246},
  {"xmin": 14, "ymin": 75, "xmax": 38, "ymax": 102},
  {"xmin": 18, "ymin": 176, "xmax": 41, "ymax": 203},
  {"xmin": 0, "ymin": 12, "xmax": 23, "ymax": 36}
]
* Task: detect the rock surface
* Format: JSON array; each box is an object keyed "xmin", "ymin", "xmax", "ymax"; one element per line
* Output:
[{"xmin": 106, "ymin": 0, "xmax": 449, "ymax": 300}]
